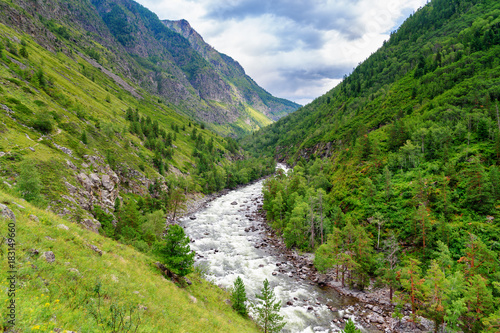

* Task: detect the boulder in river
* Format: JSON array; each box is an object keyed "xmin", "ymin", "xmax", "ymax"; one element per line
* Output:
[
  {"xmin": 231, "ymin": 201, "xmax": 238, "ymax": 205},
  {"xmin": 367, "ymin": 313, "xmax": 384, "ymax": 324}
]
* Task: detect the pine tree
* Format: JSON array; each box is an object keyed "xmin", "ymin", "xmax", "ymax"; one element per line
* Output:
[
  {"xmin": 158, "ymin": 224, "xmax": 194, "ymax": 277},
  {"xmin": 81, "ymin": 130, "xmax": 88, "ymax": 144},
  {"xmin": 461, "ymin": 274, "xmax": 494, "ymax": 332},
  {"xmin": 422, "ymin": 260, "xmax": 449, "ymax": 333},
  {"xmin": 378, "ymin": 233, "xmax": 400, "ymax": 302},
  {"xmin": 397, "ymin": 258, "xmax": 425, "ymax": 326},
  {"xmin": 462, "ymin": 157, "xmax": 493, "ymax": 214},
  {"xmin": 231, "ymin": 276, "xmax": 248, "ymax": 316},
  {"xmin": 342, "ymin": 319, "xmax": 361, "ymax": 333},
  {"xmin": 254, "ymin": 279, "xmax": 286, "ymax": 333}
]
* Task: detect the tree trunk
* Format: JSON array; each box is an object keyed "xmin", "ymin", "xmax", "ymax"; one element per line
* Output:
[
  {"xmin": 341, "ymin": 265, "xmax": 345, "ymax": 287},
  {"xmin": 309, "ymin": 196, "xmax": 315, "ymax": 249},
  {"xmin": 377, "ymin": 224, "xmax": 381, "ymax": 249},
  {"xmin": 496, "ymin": 103, "xmax": 500, "ymax": 133},
  {"xmin": 319, "ymin": 192, "xmax": 324, "ymax": 244}
]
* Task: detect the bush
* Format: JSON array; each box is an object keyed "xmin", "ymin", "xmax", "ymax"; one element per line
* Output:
[
  {"xmin": 16, "ymin": 159, "xmax": 42, "ymax": 203},
  {"xmin": 32, "ymin": 113, "xmax": 53, "ymax": 134}
]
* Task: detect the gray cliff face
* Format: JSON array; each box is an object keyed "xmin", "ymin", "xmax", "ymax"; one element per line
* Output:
[
  {"xmin": 0, "ymin": 0, "xmax": 299, "ymax": 133},
  {"xmin": 163, "ymin": 19, "xmax": 301, "ymax": 121}
]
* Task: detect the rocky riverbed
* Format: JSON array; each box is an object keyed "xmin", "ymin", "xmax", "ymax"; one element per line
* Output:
[
  {"xmin": 178, "ymin": 172, "xmax": 433, "ymax": 332},
  {"xmin": 246, "ymin": 202, "xmax": 434, "ymax": 333}
]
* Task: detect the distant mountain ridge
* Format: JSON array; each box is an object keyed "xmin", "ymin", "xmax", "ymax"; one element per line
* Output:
[
  {"xmin": 0, "ymin": 0, "xmax": 299, "ymax": 135},
  {"xmin": 163, "ymin": 19, "xmax": 300, "ymax": 122}
]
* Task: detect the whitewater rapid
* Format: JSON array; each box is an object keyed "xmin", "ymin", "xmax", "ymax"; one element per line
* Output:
[{"xmin": 180, "ymin": 164, "xmax": 373, "ymax": 333}]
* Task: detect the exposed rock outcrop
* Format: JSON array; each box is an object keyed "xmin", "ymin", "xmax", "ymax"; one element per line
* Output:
[{"xmin": 0, "ymin": 203, "xmax": 16, "ymax": 222}]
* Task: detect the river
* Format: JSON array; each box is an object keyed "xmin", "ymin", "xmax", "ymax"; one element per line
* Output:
[{"xmin": 180, "ymin": 164, "xmax": 377, "ymax": 333}]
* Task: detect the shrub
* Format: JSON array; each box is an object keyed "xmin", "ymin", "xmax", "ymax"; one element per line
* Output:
[
  {"xmin": 32, "ymin": 113, "xmax": 53, "ymax": 134},
  {"xmin": 16, "ymin": 159, "xmax": 42, "ymax": 203}
]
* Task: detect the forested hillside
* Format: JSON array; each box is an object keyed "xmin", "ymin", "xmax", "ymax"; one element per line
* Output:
[
  {"xmin": 243, "ymin": 0, "xmax": 500, "ymax": 331},
  {"xmin": 0, "ymin": 0, "xmax": 278, "ymax": 330}
]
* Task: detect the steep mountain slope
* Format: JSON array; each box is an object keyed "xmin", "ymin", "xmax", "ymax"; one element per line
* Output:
[
  {"xmin": 243, "ymin": 1, "xmax": 500, "ymax": 329},
  {"xmin": 0, "ymin": 191, "xmax": 260, "ymax": 332},
  {"xmin": 243, "ymin": 0, "xmax": 500, "ymax": 300},
  {"xmin": 0, "ymin": 2, "xmax": 275, "ymax": 330},
  {"xmin": 0, "ymin": 0, "xmax": 299, "ymax": 136},
  {"xmin": 164, "ymin": 19, "xmax": 300, "ymax": 122}
]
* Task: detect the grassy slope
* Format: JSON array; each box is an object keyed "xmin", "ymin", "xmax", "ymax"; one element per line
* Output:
[
  {"xmin": 0, "ymin": 191, "xmax": 259, "ymax": 332},
  {"xmin": 0, "ymin": 20, "xmax": 262, "ymax": 333},
  {"xmin": 0, "ymin": 21, "xmax": 227, "ymax": 207}
]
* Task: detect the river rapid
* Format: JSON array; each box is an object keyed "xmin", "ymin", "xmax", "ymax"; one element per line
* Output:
[{"xmin": 180, "ymin": 164, "xmax": 377, "ymax": 333}]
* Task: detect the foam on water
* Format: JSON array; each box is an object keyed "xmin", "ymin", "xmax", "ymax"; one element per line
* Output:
[{"xmin": 180, "ymin": 164, "xmax": 371, "ymax": 333}]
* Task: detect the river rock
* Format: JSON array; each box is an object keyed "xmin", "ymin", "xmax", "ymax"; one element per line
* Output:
[
  {"xmin": 367, "ymin": 313, "xmax": 384, "ymax": 324},
  {"xmin": 231, "ymin": 201, "xmax": 238, "ymax": 205}
]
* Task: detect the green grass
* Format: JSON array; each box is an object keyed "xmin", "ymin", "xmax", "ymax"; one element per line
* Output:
[
  {"xmin": 0, "ymin": 21, "xmax": 235, "ymax": 204},
  {"xmin": 0, "ymin": 190, "xmax": 259, "ymax": 332}
]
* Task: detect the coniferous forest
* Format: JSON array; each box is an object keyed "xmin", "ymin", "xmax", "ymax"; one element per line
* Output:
[
  {"xmin": 0, "ymin": 0, "xmax": 499, "ymax": 331},
  {"xmin": 241, "ymin": 0, "xmax": 500, "ymax": 331}
]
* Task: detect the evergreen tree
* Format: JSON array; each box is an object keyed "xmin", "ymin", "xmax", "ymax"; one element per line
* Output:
[
  {"xmin": 342, "ymin": 319, "xmax": 361, "ymax": 333},
  {"xmin": 81, "ymin": 130, "xmax": 88, "ymax": 144},
  {"xmin": 158, "ymin": 224, "xmax": 194, "ymax": 277},
  {"xmin": 461, "ymin": 274, "xmax": 494, "ymax": 333},
  {"xmin": 462, "ymin": 157, "xmax": 493, "ymax": 214},
  {"xmin": 116, "ymin": 199, "xmax": 141, "ymax": 240},
  {"xmin": 231, "ymin": 276, "xmax": 248, "ymax": 316},
  {"xmin": 377, "ymin": 233, "xmax": 400, "ymax": 302},
  {"xmin": 397, "ymin": 258, "xmax": 425, "ymax": 325},
  {"xmin": 422, "ymin": 260, "xmax": 450, "ymax": 333},
  {"xmin": 253, "ymin": 279, "xmax": 286, "ymax": 333}
]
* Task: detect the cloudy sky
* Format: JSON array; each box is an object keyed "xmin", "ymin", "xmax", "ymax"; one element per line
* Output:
[{"xmin": 135, "ymin": 0, "xmax": 428, "ymax": 105}]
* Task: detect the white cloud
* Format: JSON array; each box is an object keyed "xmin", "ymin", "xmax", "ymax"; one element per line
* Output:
[{"xmin": 135, "ymin": 0, "xmax": 427, "ymax": 105}]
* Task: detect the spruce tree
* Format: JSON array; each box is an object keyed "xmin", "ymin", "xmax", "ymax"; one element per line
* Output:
[
  {"xmin": 158, "ymin": 224, "xmax": 194, "ymax": 277},
  {"xmin": 342, "ymin": 319, "xmax": 361, "ymax": 333},
  {"xmin": 231, "ymin": 276, "xmax": 247, "ymax": 316},
  {"xmin": 254, "ymin": 279, "xmax": 286, "ymax": 333}
]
